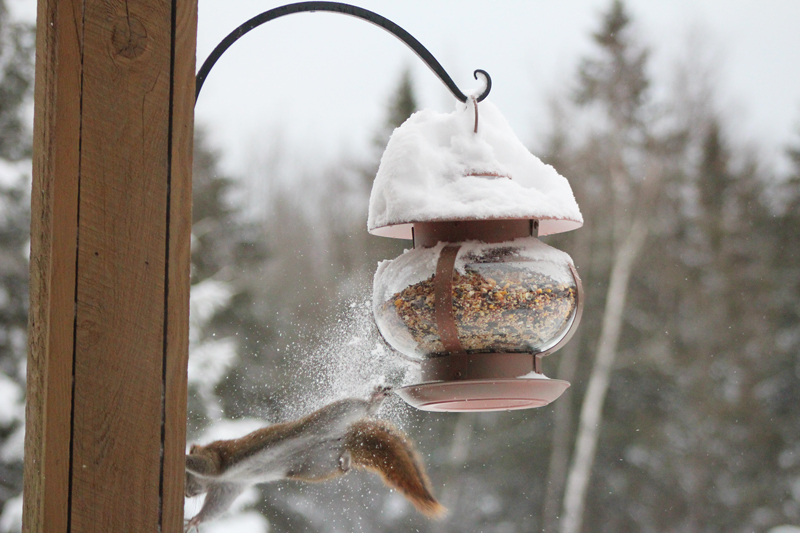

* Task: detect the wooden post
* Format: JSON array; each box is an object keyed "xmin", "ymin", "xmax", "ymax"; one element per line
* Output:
[{"xmin": 24, "ymin": 0, "xmax": 197, "ymax": 531}]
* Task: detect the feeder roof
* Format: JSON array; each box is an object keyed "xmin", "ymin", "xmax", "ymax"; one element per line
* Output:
[{"xmin": 368, "ymin": 100, "xmax": 583, "ymax": 239}]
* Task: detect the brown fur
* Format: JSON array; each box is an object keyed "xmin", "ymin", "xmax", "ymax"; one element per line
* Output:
[
  {"xmin": 192, "ymin": 420, "xmax": 303, "ymax": 472},
  {"xmin": 345, "ymin": 420, "xmax": 446, "ymax": 518},
  {"xmin": 189, "ymin": 398, "xmax": 366, "ymax": 473}
]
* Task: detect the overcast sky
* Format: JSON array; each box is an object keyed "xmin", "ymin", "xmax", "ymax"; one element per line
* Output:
[
  {"xmin": 13, "ymin": 0, "xmax": 800, "ymax": 177},
  {"xmin": 192, "ymin": 1, "xmax": 800, "ymax": 178}
]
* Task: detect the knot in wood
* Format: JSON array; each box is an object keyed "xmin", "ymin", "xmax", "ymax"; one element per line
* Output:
[{"xmin": 111, "ymin": 17, "xmax": 147, "ymax": 59}]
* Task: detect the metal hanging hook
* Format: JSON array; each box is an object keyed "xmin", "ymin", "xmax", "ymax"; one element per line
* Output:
[{"xmin": 195, "ymin": 2, "xmax": 493, "ymax": 105}]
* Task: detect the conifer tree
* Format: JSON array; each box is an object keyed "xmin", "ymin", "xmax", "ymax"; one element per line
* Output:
[
  {"xmin": 375, "ymin": 67, "xmax": 418, "ymax": 149},
  {"xmin": 187, "ymin": 129, "xmax": 270, "ymax": 433},
  {"xmin": 0, "ymin": 2, "xmax": 33, "ymax": 161},
  {"xmin": 360, "ymin": 67, "xmax": 420, "ymax": 189},
  {"xmin": 0, "ymin": 2, "xmax": 34, "ymax": 528},
  {"xmin": 0, "ymin": 175, "xmax": 29, "ymax": 529}
]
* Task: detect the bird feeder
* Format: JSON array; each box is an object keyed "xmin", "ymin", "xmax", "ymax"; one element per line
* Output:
[
  {"xmin": 369, "ymin": 98, "xmax": 584, "ymax": 412},
  {"xmin": 189, "ymin": 1, "xmax": 586, "ymax": 414}
]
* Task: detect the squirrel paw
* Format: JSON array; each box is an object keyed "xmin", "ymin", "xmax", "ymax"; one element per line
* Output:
[
  {"xmin": 367, "ymin": 385, "xmax": 393, "ymax": 414},
  {"xmin": 370, "ymin": 385, "xmax": 393, "ymax": 401},
  {"xmin": 184, "ymin": 517, "xmax": 200, "ymax": 533}
]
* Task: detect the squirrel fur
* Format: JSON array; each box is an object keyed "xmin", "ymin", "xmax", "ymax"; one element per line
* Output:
[{"xmin": 184, "ymin": 387, "xmax": 444, "ymax": 530}]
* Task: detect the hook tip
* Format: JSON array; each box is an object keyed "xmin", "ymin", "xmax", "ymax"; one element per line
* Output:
[{"xmin": 472, "ymin": 69, "xmax": 492, "ymax": 102}]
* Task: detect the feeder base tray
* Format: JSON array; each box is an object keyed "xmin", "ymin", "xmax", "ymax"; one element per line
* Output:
[{"xmin": 396, "ymin": 378, "xmax": 570, "ymax": 412}]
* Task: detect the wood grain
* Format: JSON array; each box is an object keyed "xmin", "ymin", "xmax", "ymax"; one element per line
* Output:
[
  {"xmin": 24, "ymin": 0, "xmax": 83, "ymax": 531},
  {"xmin": 25, "ymin": 0, "xmax": 196, "ymax": 531},
  {"xmin": 162, "ymin": 0, "xmax": 197, "ymax": 530}
]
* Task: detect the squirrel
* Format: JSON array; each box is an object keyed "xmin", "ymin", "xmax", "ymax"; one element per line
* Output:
[{"xmin": 184, "ymin": 387, "xmax": 445, "ymax": 531}]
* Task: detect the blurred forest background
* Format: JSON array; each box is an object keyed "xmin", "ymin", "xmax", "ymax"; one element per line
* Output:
[{"xmin": 1, "ymin": 1, "xmax": 800, "ymax": 532}]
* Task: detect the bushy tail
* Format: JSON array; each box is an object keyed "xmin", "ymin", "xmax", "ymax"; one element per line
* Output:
[{"xmin": 345, "ymin": 420, "xmax": 446, "ymax": 519}]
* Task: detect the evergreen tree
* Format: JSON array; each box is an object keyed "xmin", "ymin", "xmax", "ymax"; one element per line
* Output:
[
  {"xmin": 386, "ymin": 68, "xmax": 418, "ymax": 130},
  {"xmin": 0, "ymin": 2, "xmax": 34, "ymax": 529},
  {"xmin": 641, "ymin": 113, "xmax": 796, "ymax": 531},
  {"xmin": 371, "ymin": 67, "xmax": 418, "ymax": 158},
  {"xmin": 0, "ymin": 2, "xmax": 33, "ymax": 161},
  {"xmin": 0, "ymin": 171, "xmax": 29, "ymax": 531},
  {"xmin": 187, "ymin": 129, "xmax": 270, "ymax": 434},
  {"xmin": 576, "ymin": 0, "xmax": 649, "ymax": 130}
]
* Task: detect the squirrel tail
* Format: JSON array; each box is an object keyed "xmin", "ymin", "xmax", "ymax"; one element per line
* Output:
[{"xmin": 345, "ymin": 420, "xmax": 446, "ymax": 519}]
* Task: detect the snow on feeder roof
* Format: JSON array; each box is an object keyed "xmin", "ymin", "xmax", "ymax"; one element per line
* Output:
[{"xmin": 368, "ymin": 99, "xmax": 583, "ymax": 239}]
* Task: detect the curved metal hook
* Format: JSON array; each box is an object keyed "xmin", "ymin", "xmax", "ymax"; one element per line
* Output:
[
  {"xmin": 473, "ymin": 69, "xmax": 492, "ymax": 102},
  {"xmin": 195, "ymin": 1, "xmax": 492, "ymax": 105}
]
